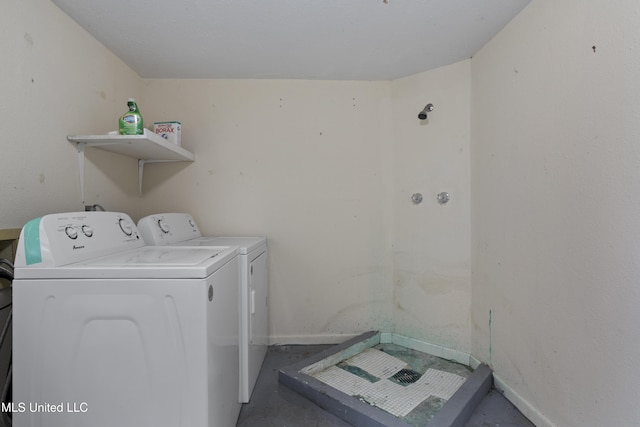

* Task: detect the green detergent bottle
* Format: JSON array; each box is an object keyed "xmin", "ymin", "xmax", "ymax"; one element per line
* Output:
[{"xmin": 119, "ymin": 98, "xmax": 144, "ymax": 135}]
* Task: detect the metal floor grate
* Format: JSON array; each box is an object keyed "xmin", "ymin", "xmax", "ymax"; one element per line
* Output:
[{"xmin": 391, "ymin": 368, "xmax": 421, "ymax": 386}]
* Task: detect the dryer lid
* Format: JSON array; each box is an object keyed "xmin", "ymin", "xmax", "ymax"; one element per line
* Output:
[{"xmin": 172, "ymin": 236, "xmax": 267, "ymax": 254}]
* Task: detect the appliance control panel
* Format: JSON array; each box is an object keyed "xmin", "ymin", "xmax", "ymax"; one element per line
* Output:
[
  {"xmin": 137, "ymin": 213, "xmax": 202, "ymax": 245},
  {"xmin": 14, "ymin": 212, "xmax": 145, "ymax": 268}
]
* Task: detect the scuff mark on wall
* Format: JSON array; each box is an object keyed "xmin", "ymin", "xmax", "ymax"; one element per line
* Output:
[{"xmin": 24, "ymin": 33, "xmax": 34, "ymax": 47}]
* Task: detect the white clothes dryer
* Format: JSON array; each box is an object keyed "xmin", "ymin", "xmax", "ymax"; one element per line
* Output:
[
  {"xmin": 13, "ymin": 212, "xmax": 241, "ymax": 427},
  {"xmin": 137, "ymin": 213, "xmax": 268, "ymax": 403}
]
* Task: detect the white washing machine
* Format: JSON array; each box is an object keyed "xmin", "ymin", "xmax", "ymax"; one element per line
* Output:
[
  {"xmin": 137, "ymin": 213, "xmax": 268, "ymax": 403},
  {"xmin": 13, "ymin": 212, "xmax": 241, "ymax": 427}
]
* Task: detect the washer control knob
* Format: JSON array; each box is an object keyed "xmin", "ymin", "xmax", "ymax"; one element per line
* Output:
[
  {"xmin": 119, "ymin": 218, "xmax": 134, "ymax": 236},
  {"xmin": 65, "ymin": 226, "xmax": 78, "ymax": 240},
  {"xmin": 158, "ymin": 219, "xmax": 170, "ymax": 234},
  {"xmin": 81, "ymin": 225, "xmax": 94, "ymax": 237}
]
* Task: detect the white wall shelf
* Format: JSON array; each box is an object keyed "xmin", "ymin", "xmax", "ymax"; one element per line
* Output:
[{"xmin": 67, "ymin": 129, "xmax": 195, "ymax": 203}]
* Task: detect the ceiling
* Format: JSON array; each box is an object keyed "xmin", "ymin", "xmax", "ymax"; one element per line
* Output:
[{"xmin": 51, "ymin": 0, "xmax": 531, "ymax": 81}]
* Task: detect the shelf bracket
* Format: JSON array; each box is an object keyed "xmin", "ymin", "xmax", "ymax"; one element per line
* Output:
[
  {"xmin": 137, "ymin": 159, "xmax": 174, "ymax": 195},
  {"xmin": 138, "ymin": 159, "xmax": 144, "ymax": 195},
  {"xmin": 75, "ymin": 142, "xmax": 87, "ymax": 205}
]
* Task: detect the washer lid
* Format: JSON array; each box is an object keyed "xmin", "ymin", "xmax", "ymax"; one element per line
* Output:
[
  {"xmin": 172, "ymin": 237, "xmax": 267, "ymax": 254},
  {"xmin": 14, "ymin": 246, "xmax": 238, "ymax": 280}
]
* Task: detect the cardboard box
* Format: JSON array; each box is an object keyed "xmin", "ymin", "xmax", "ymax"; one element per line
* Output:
[{"xmin": 153, "ymin": 121, "xmax": 181, "ymax": 145}]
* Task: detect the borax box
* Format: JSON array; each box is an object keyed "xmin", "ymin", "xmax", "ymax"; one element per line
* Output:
[{"xmin": 153, "ymin": 121, "xmax": 181, "ymax": 146}]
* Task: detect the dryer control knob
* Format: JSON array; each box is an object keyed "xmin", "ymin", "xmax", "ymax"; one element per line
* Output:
[
  {"xmin": 119, "ymin": 218, "xmax": 133, "ymax": 236},
  {"xmin": 158, "ymin": 219, "xmax": 170, "ymax": 234}
]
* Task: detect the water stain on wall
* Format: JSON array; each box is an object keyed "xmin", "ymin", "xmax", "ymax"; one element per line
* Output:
[
  {"xmin": 394, "ymin": 270, "xmax": 468, "ymax": 296},
  {"xmin": 321, "ymin": 299, "xmax": 391, "ymax": 332}
]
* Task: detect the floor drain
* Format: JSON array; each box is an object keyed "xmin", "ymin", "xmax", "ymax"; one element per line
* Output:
[{"xmin": 391, "ymin": 368, "xmax": 421, "ymax": 386}]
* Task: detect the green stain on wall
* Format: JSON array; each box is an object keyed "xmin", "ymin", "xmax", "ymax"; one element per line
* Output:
[{"xmin": 489, "ymin": 309, "xmax": 493, "ymax": 366}]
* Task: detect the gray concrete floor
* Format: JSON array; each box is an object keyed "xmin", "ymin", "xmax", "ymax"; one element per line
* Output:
[{"xmin": 237, "ymin": 345, "xmax": 536, "ymax": 427}]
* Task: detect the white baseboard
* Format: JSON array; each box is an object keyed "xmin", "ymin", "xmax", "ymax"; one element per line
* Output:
[
  {"xmin": 493, "ymin": 373, "xmax": 557, "ymax": 427},
  {"xmin": 468, "ymin": 355, "xmax": 483, "ymax": 370},
  {"xmin": 269, "ymin": 333, "xmax": 362, "ymax": 345}
]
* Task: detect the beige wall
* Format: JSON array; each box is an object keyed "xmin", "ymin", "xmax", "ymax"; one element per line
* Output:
[
  {"xmin": 391, "ymin": 62, "xmax": 471, "ymax": 352},
  {"xmin": 138, "ymin": 63, "xmax": 472, "ymax": 346},
  {"xmin": 471, "ymin": 0, "xmax": 640, "ymax": 425},
  {"xmin": 139, "ymin": 79, "xmax": 396, "ymax": 343},
  {"xmin": 1, "ymin": 0, "xmax": 143, "ymax": 227}
]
